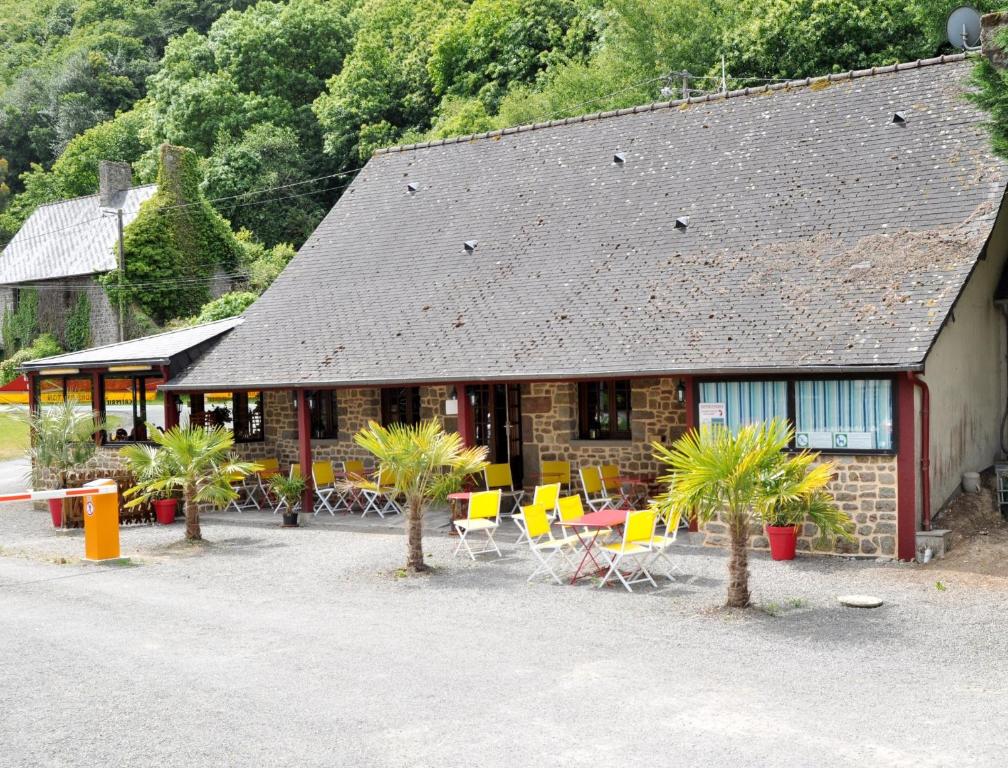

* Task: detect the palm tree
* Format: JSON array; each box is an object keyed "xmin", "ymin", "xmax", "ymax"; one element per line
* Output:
[
  {"xmin": 120, "ymin": 424, "xmax": 259, "ymax": 541},
  {"xmin": 27, "ymin": 402, "xmax": 106, "ymax": 527},
  {"xmin": 352, "ymin": 419, "xmax": 488, "ymax": 573},
  {"xmin": 651, "ymin": 418, "xmax": 851, "ymax": 608}
]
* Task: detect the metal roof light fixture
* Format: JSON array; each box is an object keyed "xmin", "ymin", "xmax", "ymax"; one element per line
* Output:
[
  {"xmin": 613, "ymin": 151, "xmax": 626, "ymax": 165},
  {"xmin": 674, "ymin": 216, "xmax": 689, "ymax": 232},
  {"xmin": 891, "ymin": 111, "xmax": 907, "ymax": 126},
  {"xmin": 464, "ymin": 240, "xmax": 478, "ymax": 254}
]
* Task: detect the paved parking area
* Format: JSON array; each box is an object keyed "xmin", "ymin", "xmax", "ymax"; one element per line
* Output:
[{"xmin": 1, "ymin": 503, "xmax": 1006, "ymax": 767}]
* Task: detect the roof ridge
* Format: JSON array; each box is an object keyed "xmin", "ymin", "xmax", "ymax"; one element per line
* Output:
[
  {"xmin": 375, "ymin": 53, "xmax": 972, "ymax": 156},
  {"xmin": 30, "ymin": 183, "xmax": 158, "ymax": 211}
]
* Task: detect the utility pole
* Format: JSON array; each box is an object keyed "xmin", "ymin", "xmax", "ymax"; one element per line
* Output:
[{"xmin": 116, "ymin": 208, "xmax": 125, "ymax": 343}]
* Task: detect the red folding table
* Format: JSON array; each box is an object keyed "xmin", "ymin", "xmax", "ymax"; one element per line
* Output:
[{"xmin": 558, "ymin": 508, "xmax": 630, "ymax": 584}]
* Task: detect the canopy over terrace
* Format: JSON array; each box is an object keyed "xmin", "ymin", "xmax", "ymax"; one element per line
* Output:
[{"xmin": 20, "ymin": 318, "xmax": 243, "ymax": 440}]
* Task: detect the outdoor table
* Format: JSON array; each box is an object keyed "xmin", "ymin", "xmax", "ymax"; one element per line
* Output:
[
  {"xmin": 447, "ymin": 492, "xmax": 472, "ymax": 536},
  {"xmin": 558, "ymin": 508, "xmax": 629, "ymax": 584}
]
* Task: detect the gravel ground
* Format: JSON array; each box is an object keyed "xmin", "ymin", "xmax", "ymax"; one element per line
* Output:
[{"xmin": 1, "ymin": 503, "xmax": 1007, "ymax": 768}]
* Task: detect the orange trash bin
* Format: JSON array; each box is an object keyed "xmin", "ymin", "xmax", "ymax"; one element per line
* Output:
[{"xmin": 82, "ymin": 479, "xmax": 121, "ymax": 561}]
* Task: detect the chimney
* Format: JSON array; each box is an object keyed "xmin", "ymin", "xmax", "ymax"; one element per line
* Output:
[
  {"xmin": 981, "ymin": 12, "xmax": 1008, "ymax": 68},
  {"xmin": 98, "ymin": 160, "xmax": 132, "ymax": 209}
]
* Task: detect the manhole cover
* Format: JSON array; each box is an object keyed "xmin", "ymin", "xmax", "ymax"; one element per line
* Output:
[{"xmin": 837, "ymin": 594, "xmax": 883, "ymax": 608}]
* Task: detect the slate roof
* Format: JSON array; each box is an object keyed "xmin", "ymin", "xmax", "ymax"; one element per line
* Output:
[
  {"xmin": 21, "ymin": 318, "xmax": 243, "ymax": 371},
  {"xmin": 164, "ymin": 55, "xmax": 1008, "ymax": 391},
  {"xmin": 0, "ymin": 185, "xmax": 156, "ymax": 284}
]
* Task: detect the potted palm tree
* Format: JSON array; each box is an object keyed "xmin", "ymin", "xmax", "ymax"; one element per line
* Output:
[
  {"xmin": 120, "ymin": 424, "xmax": 258, "ymax": 541},
  {"xmin": 269, "ymin": 473, "xmax": 306, "ymax": 527},
  {"xmin": 351, "ymin": 419, "xmax": 488, "ymax": 573},
  {"xmin": 27, "ymin": 403, "xmax": 106, "ymax": 528},
  {"xmin": 651, "ymin": 418, "xmax": 853, "ymax": 607}
]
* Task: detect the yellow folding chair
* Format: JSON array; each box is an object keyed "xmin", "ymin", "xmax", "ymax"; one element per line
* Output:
[
  {"xmin": 513, "ymin": 483, "xmax": 561, "ymax": 545},
  {"xmin": 312, "ymin": 460, "xmax": 342, "ymax": 516},
  {"xmin": 600, "ymin": 464, "xmax": 632, "ymax": 508},
  {"xmin": 540, "ymin": 460, "xmax": 571, "ymax": 490},
  {"xmin": 522, "ymin": 503, "xmax": 579, "ymax": 584},
  {"xmin": 254, "ymin": 457, "xmax": 280, "ymax": 509},
  {"xmin": 453, "ymin": 490, "xmax": 502, "ymax": 559},
  {"xmin": 642, "ymin": 506, "xmax": 684, "ymax": 582},
  {"xmin": 597, "ymin": 509, "xmax": 658, "ymax": 592},
  {"xmin": 484, "ymin": 463, "xmax": 525, "ymax": 516},
  {"xmin": 579, "ymin": 465, "xmax": 613, "ymax": 512},
  {"xmin": 358, "ymin": 468, "xmax": 403, "ymax": 518}
]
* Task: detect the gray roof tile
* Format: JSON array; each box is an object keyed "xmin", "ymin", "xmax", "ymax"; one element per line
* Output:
[
  {"xmin": 165, "ymin": 56, "xmax": 1008, "ymax": 391},
  {"xmin": 0, "ymin": 185, "xmax": 156, "ymax": 284}
]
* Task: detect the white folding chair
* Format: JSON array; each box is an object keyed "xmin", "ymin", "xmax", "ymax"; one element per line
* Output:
[
  {"xmin": 597, "ymin": 510, "xmax": 658, "ymax": 592},
  {"xmin": 453, "ymin": 490, "xmax": 502, "ymax": 560},
  {"xmin": 522, "ymin": 503, "xmax": 579, "ymax": 584}
]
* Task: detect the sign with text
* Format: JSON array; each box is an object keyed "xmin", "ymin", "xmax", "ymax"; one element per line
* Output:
[{"xmin": 698, "ymin": 402, "xmax": 726, "ymax": 428}]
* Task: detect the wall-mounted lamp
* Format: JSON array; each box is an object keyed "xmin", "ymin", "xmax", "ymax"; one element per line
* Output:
[{"xmin": 675, "ymin": 379, "xmax": 687, "ymax": 404}]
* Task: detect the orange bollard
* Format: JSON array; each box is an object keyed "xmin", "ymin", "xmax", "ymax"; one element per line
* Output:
[{"xmin": 82, "ymin": 479, "xmax": 120, "ymax": 561}]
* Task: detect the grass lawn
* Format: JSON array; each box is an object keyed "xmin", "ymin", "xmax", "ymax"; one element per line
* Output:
[{"xmin": 0, "ymin": 411, "xmax": 28, "ymax": 460}]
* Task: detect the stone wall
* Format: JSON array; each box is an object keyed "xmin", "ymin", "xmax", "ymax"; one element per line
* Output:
[
  {"xmin": 26, "ymin": 277, "xmax": 119, "ymax": 349},
  {"xmin": 232, "ymin": 387, "xmax": 456, "ymax": 468},
  {"xmin": 701, "ymin": 454, "xmax": 898, "ymax": 557},
  {"xmin": 521, "ymin": 378, "xmax": 687, "ymax": 485}
]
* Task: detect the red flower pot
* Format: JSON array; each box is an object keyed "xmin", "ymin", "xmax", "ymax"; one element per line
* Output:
[
  {"xmin": 153, "ymin": 499, "xmax": 178, "ymax": 525},
  {"xmin": 766, "ymin": 524, "xmax": 798, "ymax": 561},
  {"xmin": 48, "ymin": 498, "xmax": 63, "ymax": 528}
]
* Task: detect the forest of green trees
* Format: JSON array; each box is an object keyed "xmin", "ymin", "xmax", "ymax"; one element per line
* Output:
[{"xmin": 0, "ymin": 0, "xmax": 998, "ymax": 251}]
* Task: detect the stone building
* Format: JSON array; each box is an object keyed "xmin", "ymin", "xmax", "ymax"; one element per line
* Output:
[
  {"xmin": 0, "ymin": 161, "xmax": 156, "ymax": 352},
  {"xmin": 24, "ymin": 47, "xmax": 1008, "ymax": 562}
]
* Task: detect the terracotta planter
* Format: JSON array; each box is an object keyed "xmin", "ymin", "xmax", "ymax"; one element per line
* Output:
[
  {"xmin": 48, "ymin": 498, "xmax": 63, "ymax": 528},
  {"xmin": 766, "ymin": 524, "xmax": 798, "ymax": 561},
  {"xmin": 153, "ymin": 499, "xmax": 178, "ymax": 525}
]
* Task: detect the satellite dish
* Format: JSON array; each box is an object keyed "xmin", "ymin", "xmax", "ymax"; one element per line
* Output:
[{"xmin": 946, "ymin": 6, "xmax": 982, "ymax": 49}]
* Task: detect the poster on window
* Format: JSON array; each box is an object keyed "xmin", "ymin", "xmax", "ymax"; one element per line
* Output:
[{"xmin": 698, "ymin": 402, "xmax": 726, "ymax": 428}]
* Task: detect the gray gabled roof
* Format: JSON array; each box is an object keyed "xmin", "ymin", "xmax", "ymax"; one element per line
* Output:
[
  {"xmin": 0, "ymin": 185, "xmax": 156, "ymax": 284},
  {"xmin": 21, "ymin": 318, "xmax": 243, "ymax": 371},
  {"xmin": 164, "ymin": 55, "xmax": 1008, "ymax": 391}
]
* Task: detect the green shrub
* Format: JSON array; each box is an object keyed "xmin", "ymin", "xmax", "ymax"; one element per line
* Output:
[
  {"xmin": 1, "ymin": 287, "xmax": 39, "ymax": 356},
  {"xmin": 0, "ymin": 333, "xmax": 62, "ymax": 385},
  {"xmin": 195, "ymin": 291, "xmax": 257, "ymax": 323}
]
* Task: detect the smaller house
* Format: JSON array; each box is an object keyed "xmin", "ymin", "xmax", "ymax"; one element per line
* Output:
[{"xmin": 0, "ymin": 161, "xmax": 155, "ymax": 351}]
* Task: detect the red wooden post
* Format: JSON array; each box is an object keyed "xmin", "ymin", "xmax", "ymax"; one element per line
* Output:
[
  {"xmin": 296, "ymin": 389, "xmax": 314, "ymax": 513},
  {"xmin": 164, "ymin": 392, "xmax": 179, "ymax": 430},
  {"xmin": 683, "ymin": 375, "xmax": 700, "ymax": 533},
  {"xmin": 27, "ymin": 373, "xmax": 38, "ymax": 415},
  {"xmin": 455, "ymin": 382, "xmax": 473, "ymax": 447},
  {"xmin": 90, "ymin": 371, "xmax": 103, "ymax": 444},
  {"xmin": 896, "ymin": 373, "xmax": 917, "ymax": 561}
]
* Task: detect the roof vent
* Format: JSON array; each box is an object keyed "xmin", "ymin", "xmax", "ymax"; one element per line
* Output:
[
  {"xmin": 407, "ymin": 182, "xmax": 419, "ymax": 194},
  {"xmin": 464, "ymin": 240, "xmax": 478, "ymax": 254},
  {"xmin": 675, "ymin": 216, "xmax": 689, "ymax": 231},
  {"xmin": 613, "ymin": 152, "xmax": 626, "ymax": 165},
  {"xmin": 891, "ymin": 111, "xmax": 907, "ymax": 125}
]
